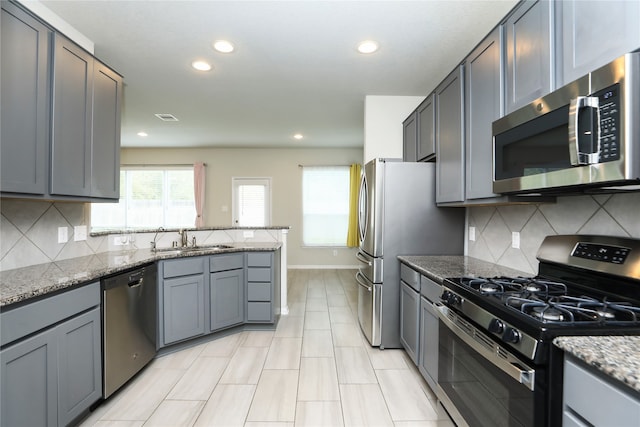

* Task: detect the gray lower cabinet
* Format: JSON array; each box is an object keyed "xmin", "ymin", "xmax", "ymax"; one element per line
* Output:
[
  {"xmin": 464, "ymin": 27, "xmax": 503, "ymax": 201},
  {"xmin": 0, "ymin": 1, "xmax": 51, "ymax": 196},
  {"xmin": 0, "ymin": 282, "xmax": 101, "ymax": 427},
  {"xmin": 246, "ymin": 252, "xmax": 275, "ymax": 323},
  {"xmin": 210, "ymin": 253, "xmax": 245, "ymax": 331},
  {"xmin": 435, "ymin": 65, "xmax": 465, "ymax": 204},
  {"xmin": 563, "ymin": 355, "xmax": 640, "ymax": 426},
  {"xmin": 555, "ymin": 0, "xmax": 640, "ymax": 87},
  {"xmin": 399, "ymin": 281, "xmax": 420, "ymax": 365},
  {"xmin": 159, "ymin": 257, "xmax": 207, "ymax": 346},
  {"xmin": 504, "ymin": 0, "xmax": 554, "ymax": 114},
  {"xmin": 418, "ymin": 296, "xmax": 438, "ymax": 391}
]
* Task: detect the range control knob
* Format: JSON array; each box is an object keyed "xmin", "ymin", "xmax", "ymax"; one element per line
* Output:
[
  {"xmin": 441, "ymin": 291, "xmax": 461, "ymax": 306},
  {"xmin": 503, "ymin": 328, "xmax": 521, "ymax": 344},
  {"xmin": 488, "ymin": 319, "xmax": 504, "ymax": 334}
]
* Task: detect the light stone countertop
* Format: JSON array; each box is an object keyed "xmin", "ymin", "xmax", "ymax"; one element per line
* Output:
[
  {"xmin": 397, "ymin": 255, "xmax": 530, "ymax": 284},
  {"xmin": 554, "ymin": 336, "xmax": 640, "ymax": 394},
  {"xmin": 0, "ymin": 242, "xmax": 281, "ymax": 307}
]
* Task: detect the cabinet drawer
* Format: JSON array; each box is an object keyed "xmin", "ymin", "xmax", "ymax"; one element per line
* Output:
[
  {"xmin": 247, "ymin": 267, "xmax": 271, "ymax": 282},
  {"xmin": 247, "ymin": 302, "xmax": 272, "ymax": 322},
  {"xmin": 247, "ymin": 252, "xmax": 272, "ymax": 267},
  {"xmin": 1, "ymin": 281, "xmax": 100, "ymax": 347},
  {"xmin": 420, "ymin": 275, "xmax": 442, "ymax": 303},
  {"xmin": 248, "ymin": 282, "xmax": 271, "ymax": 302},
  {"xmin": 162, "ymin": 257, "xmax": 205, "ymax": 278},
  {"xmin": 210, "ymin": 253, "xmax": 243, "ymax": 272},
  {"xmin": 400, "ymin": 264, "xmax": 420, "ymax": 292}
]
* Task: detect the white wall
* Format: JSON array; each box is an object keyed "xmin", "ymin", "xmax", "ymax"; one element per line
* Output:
[
  {"xmin": 363, "ymin": 95, "xmax": 425, "ymax": 163},
  {"xmin": 121, "ymin": 147, "xmax": 363, "ymax": 268}
]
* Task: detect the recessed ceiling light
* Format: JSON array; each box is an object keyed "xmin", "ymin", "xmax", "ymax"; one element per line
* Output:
[
  {"xmin": 357, "ymin": 40, "xmax": 379, "ymax": 54},
  {"xmin": 213, "ymin": 40, "xmax": 235, "ymax": 53},
  {"xmin": 293, "ymin": 133, "xmax": 304, "ymax": 140},
  {"xmin": 137, "ymin": 131, "xmax": 148, "ymax": 137},
  {"xmin": 192, "ymin": 60, "xmax": 212, "ymax": 71}
]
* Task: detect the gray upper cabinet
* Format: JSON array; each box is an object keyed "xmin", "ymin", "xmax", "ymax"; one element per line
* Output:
[
  {"xmin": 402, "ymin": 111, "xmax": 418, "ymax": 162},
  {"xmin": 51, "ymin": 33, "xmax": 94, "ymax": 197},
  {"xmin": 0, "ymin": 2, "xmax": 122, "ymax": 201},
  {"xmin": 91, "ymin": 60, "xmax": 123, "ymax": 199},
  {"xmin": 505, "ymin": 0, "xmax": 553, "ymax": 114},
  {"xmin": 464, "ymin": 27, "xmax": 503, "ymax": 201},
  {"xmin": 435, "ymin": 65, "xmax": 465, "ymax": 204},
  {"xmin": 0, "ymin": 2, "xmax": 51, "ymax": 195},
  {"xmin": 555, "ymin": 0, "xmax": 640, "ymax": 87},
  {"xmin": 417, "ymin": 94, "xmax": 436, "ymax": 161}
]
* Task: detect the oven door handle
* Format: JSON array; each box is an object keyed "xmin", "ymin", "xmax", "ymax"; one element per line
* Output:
[
  {"xmin": 355, "ymin": 271, "xmax": 373, "ymax": 292},
  {"xmin": 435, "ymin": 303, "xmax": 536, "ymax": 392}
]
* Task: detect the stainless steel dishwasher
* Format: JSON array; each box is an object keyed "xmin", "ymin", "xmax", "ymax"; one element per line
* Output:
[{"xmin": 102, "ymin": 263, "xmax": 157, "ymax": 398}]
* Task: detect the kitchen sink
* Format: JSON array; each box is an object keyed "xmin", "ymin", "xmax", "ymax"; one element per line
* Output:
[{"xmin": 152, "ymin": 244, "xmax": 234, "ymax": 253}]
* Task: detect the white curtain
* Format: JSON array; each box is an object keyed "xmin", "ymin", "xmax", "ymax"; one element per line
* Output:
[{"xmin": 194, "ymin": 162, "xmax": 205, "ymax": 227}]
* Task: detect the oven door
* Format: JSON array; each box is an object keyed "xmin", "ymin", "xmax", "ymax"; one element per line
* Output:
[{"xmin": 435, "ymin": 304, "xmax": 544, "ymax": 427}]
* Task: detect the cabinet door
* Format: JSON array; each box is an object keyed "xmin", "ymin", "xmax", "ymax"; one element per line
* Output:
[
  {"xmin": 465, "ymin": 27, "xmax": 503, "ymax": 200},
  {"xmin": 505, "ymin": 0, "xmax": 553, "ymax": 114},
  {"xmin": 162, "ymin": 274, "xmax": 205, "ymax": 345},
  {"xmin": 417, "ymin": 94, "xmax": 435, "ymax": 161},
  {"xmin": 435, "ymin": 65, "xmax": 465, "ymax": 204},
  {"xmin": 0, "ymin": 2, "xmax": 51, "ymax": 195},
  {"xmin": 210, "ymin": 269, "xmax": 245, "ymax": 331},
  {"xmin": 51, "ymin": 33, "xmax": 93, "ymax": 197},
  {"xmin": 0, "ymin": 328, "xmax": 58, "ymax": 427},
  {"xmin": 418, "ymin": 297, "xmax": 438, "ymax": 391},
  {"xmin": 399, "ymin": 281, "xmax": 420, "ymax": 365},
  {"xmin": 91, "ymin": 60, "xmax": 122, "ymax": 199},
  {"xmin": 556, "ymin": 0, "xmax": 640, "ymax": 86},
  {"xmin": 57, "ymin": 307, "xmax": 102, "ymax": 427},
  {"xmin": 403, "ymin": 111, "xmax": 418, "ymax": 162}
]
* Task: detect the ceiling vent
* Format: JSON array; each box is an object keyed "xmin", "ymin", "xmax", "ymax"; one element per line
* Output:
[{"xmin": 154, "ymin": 113, "xmax": 179, "ymax": 122}]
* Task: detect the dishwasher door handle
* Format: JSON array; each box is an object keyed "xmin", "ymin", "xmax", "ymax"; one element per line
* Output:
[{"xmin": 128, "ymin": 278, "xmax": 143, "ymax": 288}]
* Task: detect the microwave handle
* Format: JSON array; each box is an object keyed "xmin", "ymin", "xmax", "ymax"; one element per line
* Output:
[{"xmin": 568, "ymin": 96, "xmax": 601, "ymax": 166}]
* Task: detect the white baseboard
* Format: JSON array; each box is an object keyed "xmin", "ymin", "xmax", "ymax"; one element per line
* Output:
[{"xmin": 288, "ymin": 265, "xmax": 360, "ymax": 270}]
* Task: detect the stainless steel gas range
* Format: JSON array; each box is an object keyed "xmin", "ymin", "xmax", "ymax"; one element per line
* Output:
[{"xmin": 436, "ymin": 235, "xmax": 640, "ymax": 427}]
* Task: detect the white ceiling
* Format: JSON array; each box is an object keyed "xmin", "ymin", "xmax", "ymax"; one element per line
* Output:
[{"xmin": 39, "ymin": 0, "xmax": 518, "ymax": 149}]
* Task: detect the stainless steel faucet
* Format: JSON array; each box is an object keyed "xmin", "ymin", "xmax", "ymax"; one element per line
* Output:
[
  {"xmin": 150, "ymin": 227, "xmax": 164, "ymax": 251},
  {"xmin": 178, "ymin": 229, "xmax": 188, "ymax": 247}
]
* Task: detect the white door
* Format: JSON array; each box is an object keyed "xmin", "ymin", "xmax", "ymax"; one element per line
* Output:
[{"xmin": 232, "ymin": 178, "xmax": 271, "ymax": 226}]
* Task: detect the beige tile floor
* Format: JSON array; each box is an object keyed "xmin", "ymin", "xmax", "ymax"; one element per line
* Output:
[{"xmin": 79, "ymin": 269, "xmax": 455, "ymax": 427}]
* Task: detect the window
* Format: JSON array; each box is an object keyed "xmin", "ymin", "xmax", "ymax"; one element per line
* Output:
[
  {"xmin": 91, "ymin": 167, "xmax": 195, "ymax": 231},
  {"xmin": 302, "ymin": 166, "xmax": 350, "ymax": 246},
  {"xmin": 232, "ymin": 178, "xmax": 271, "ymax": 227}
]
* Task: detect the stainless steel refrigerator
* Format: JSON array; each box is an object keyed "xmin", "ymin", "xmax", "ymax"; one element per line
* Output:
[{"xmin": 356, "ymin": 158, "xmax": 464, "ymax": 348}]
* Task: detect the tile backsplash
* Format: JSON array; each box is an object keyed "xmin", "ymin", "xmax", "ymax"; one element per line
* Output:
[
  {"xmin": 0, "ymin": 199, "xmax": 284, "ymax": 271},
  {"xmin": 467, "ymin": 192, "xmax": 640, "ymax": 274}
]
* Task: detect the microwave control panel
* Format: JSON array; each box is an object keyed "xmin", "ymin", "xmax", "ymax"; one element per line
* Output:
[{"xmin": 595, "ymin": 84, "xmax": 620, "ymax": 162}]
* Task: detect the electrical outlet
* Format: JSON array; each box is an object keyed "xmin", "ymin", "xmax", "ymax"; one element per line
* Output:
[
  {"xmin": 221, "ymin": 205, "xmax": 229, "ymax": 212},
  {"xmin": 74, "ymin": 225, "xmax": 87, "ymax": 241},
  {"xmin": 333, "ymin": 249, "xmax": 338, "ymax": 256},
  {"xmin": 58, "ymin": 226, "xmax": 68, "ymax": 243},
  {"xmin": 243, "ymin": 230, "xmax": 254, "ymax": 238},
  {"xmin": 512, "ymin": 231, "xmax": 520, "ymax": 249},
  {"xmin": 113, "ymin": 235, "xmax": 124, "ymax": 246},
  {"xmin": 469, "ymin": 226, "xmax": 476, "ymax": 241}
]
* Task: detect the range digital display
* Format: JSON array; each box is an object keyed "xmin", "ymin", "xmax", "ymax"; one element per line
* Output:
[{"xmin": 572, "ymin": 242, "xmax": 630, "ymax": 264}]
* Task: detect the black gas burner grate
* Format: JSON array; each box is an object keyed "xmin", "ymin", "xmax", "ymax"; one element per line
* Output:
[{"xmin": 460, "ymin": 276, "xmax": 567, "ymax": 299}]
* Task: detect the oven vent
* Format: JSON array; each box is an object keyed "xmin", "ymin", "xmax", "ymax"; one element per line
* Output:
[
  {"xmin": 154, "ymin": 113, "xmax": 179, "ymax": 122},
  {"xmin": 497, "ymin": 347, "xmax": 509, "ymax": 360},
  {"xmin": 473, "ymin": 330, "xmax": 495, "ymax": 352}
]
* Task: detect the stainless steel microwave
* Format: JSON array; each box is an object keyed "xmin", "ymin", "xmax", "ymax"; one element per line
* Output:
[{"xmin": 492, "ymin": 52, "xmax": 640, "ymax": 194}]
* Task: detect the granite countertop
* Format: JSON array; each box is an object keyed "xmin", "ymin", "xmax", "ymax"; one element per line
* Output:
[
  {"xmin": 91, "ymin": 225, "xmax": 291, "ymax": 236},
  {"xmin": 554, "ymin": 336, "xmax": 640, "ymax": 394},
  {"xmin": 0, "ymin": 242, "xmax": 281, "ymax": 308},
  {"xmin": 397, "ymin": 255, "xmax": 530, "ymax": 284}
]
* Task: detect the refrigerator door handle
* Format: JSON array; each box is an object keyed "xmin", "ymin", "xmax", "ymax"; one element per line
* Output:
[
  {"xmin": 356, "ymin": 251, "xmax": 372, "ymax": 266},
  {"xmin": 355, "ymin": 271, "xmax": 372, "ymax": 292}
]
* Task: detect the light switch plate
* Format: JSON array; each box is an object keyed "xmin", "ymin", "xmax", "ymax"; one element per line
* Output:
[
  {"xmin": 469, "ymin": 226, "xmax": 476, "ymax": 241},
  {"xmin": 74, "ymin": 225, "xmax": 87, "ymax": 241},
  {"xmin": 58, "ymin": 226, "xmax": 68, "ymax": 243},
  {"xmin": 512, "ymin": 231, "xmax": 520, "ymax": 249}
]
